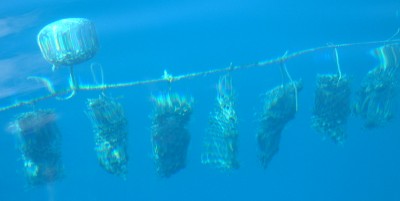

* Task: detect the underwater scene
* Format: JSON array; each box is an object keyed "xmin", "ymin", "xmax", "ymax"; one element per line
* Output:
[{"xmin": 1, "ymin": 0, "xmax": 400, "ymax": 200}]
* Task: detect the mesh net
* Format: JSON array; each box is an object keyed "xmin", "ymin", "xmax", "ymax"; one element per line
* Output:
[
  {"xmin": 257, "ymin": 81, "xmax": 302, "ymax": 168},
  {"xmin": 312, "ymin": 74, "xmax": 351, "ymax": 143},
  {"xmin": 86, "ymin": 94, "xmax": 128, "ymax": 177},
  {"xmin": 355, "ymin": 44, "xmax": 400, "ymax": 128},
  {"xmin": 151, "ymin": 93, "xmax": 193, "ymax": 178},
  {"xmin": 10, "ymin": 109, "xmax": 63, "ymax": 186},
  {"xmin": 202, "ymin": 75, "xmax": 239, "ymax": 171}
]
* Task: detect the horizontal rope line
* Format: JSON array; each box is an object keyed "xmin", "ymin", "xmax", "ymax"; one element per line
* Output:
[{"xmin": 1, "ymin": 39, "xmax": 399, "ymax": 112}]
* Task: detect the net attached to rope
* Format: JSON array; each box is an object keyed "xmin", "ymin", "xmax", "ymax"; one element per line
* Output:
[
  {"xmin": 257, "ymin": 81, "xmax": 302, "ymax": 169},
  {"xmin": 312, "ymin": 74, "xmax": 351, "ymax": 143},
  {"xmin": 202, "ymin": 75, "xmax": 239, "ymax": 171},
  {"xmin": 86, "ymin": 94, "xmax": 128, "ymax": 177},
  {"xmin": 355, "ymin": 44, "xmax": 400, "ymax": 128},
  {"xmin": 10, "ymin": 109, "xmax": 63, "ymax": 186},
  {"xmin": 151, "ymin": 93, "xmax": 193, "ymax": 178}
]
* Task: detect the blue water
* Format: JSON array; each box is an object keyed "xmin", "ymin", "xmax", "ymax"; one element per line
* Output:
[{"xmin": 1, "ymin": 0, "xmax": 400, "ymax": 200}]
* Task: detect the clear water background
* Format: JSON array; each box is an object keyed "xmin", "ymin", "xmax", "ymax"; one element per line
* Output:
[{"xmin": 1, "ymin": 0, "xmax": 400, "ymax": 200}]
